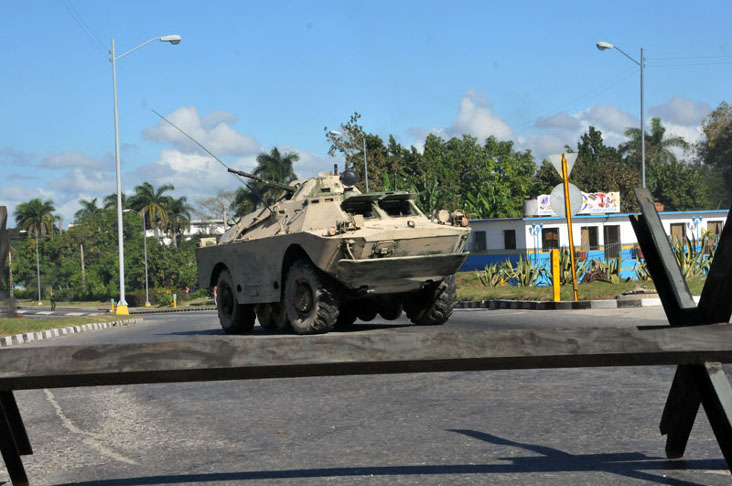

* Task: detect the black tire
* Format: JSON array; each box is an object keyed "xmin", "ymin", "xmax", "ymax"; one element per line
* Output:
[
  {"xmin": 256, "ymin": 302, "xmax": 289, "ymax": 331},
  {"xmin": 335, "ymin": 304, "xmax": 358, "ymax": 330},
  {"xmin": 217, "ymin": 269, "xmax": 256, "ymax": 334},
  {"xmin": 356, "ymin": 302, "xmax": 378, "ymax": 322},
  {"xmin": 405, "ymin": 275, "xmax": 457, "ymax": 326},
  {"xmin": 378, "ymin": 296, "xmax": 403, "ymax": 321},
  {"xmin": 284, "ymin": 259, "xmax": 339, "ymax": 334}
]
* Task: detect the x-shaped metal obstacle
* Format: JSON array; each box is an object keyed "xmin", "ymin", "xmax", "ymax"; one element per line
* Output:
[
  {"xmin": 629, "ymin": 188, "xmax": 732, "ymax": 466},
  {"xmin": 0, "ymin": 192, "xmax": 730, "ymax": 485}
]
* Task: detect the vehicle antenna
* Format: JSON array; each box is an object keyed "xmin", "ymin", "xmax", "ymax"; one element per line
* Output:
[{"xmin": 151, "ymin": 109, "xmax": 279, "ymax": 219}]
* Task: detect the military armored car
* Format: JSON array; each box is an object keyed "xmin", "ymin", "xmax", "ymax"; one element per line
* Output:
[{"xmin": 197, "ymin": 169, "xmax": 470, "ymax": 334}]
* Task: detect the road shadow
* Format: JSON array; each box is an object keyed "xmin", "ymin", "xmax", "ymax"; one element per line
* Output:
[{"xmin": 56, "ymin": 431, "xmax": 727, "ymax": 486}]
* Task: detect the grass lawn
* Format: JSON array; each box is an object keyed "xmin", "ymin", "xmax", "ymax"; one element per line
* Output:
[
  {"xmin": 0, "ymin": 315, "xmax": 134, "ymax": 337},
  {"xmin": 456, "ymin": 272, "xmax": 706, "ymax": 302}
]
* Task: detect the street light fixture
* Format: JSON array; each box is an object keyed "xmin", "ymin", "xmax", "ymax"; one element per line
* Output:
[
  {"xmin": 596, "ymin": 41, "xmax": 646, "ymax": 188},
  {"xmin": 110, "ymin": 34, "xmax": 181, "ymax": 315},
  {"xmin": 329, "ymin": 130, "xmax": 369, "ymax": 192}
]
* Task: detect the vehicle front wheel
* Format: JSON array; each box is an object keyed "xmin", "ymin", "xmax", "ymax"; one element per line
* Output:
[
  {"xmin": 405, "ymin": 275, "xmax": 457, "ymax": 326},
  {"xmin": 284, "ymin": 259, "xmax": 339, "ymax": 334},
  {"xmin": 217, "ymin": 269, "xmax": 256, "ymax": 334}
]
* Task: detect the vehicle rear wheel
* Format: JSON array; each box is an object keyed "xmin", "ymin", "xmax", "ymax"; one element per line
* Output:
[
  {"xmin": 356, "ymin": 301, "xmax": 378, "ymax": 322},
  {"xmin": 256, "ymin": 302, "xmax": 289, "ymax": 331},
  {"xmin": 284, "ymin": 259, "xmax": 339, "ymax": 334},
  {"xmin": 217, "ymin": 269, "xmax": 255, "ymax": 334},
  {"xmin": 405, "ymin": 275, "xmax": 457, "ymax": 326},
  {"xmin": 335, "ymin": 304, "xmax": 358, "ymax": 330}
]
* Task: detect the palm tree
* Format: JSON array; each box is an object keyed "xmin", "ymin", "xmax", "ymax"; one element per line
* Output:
[
  {"xmin": 232, "ymin": 148, "xmax": 299, "ymax": 215},
  {"xmin": 166, "ymin": 196, "xmax": 193, "ymax": 248},
  {"xmin": 621, "ymin": 117, "xmax": 690, "ymax": 167},
  {"xmin": 129, "ymin": 182, "xmax": 174, "ymax": 240},
  {"xmin": 254, "ymin": 147, "xmax": 299, "ymax": 184},
  {"xmin": 13, "ymin": 198, "xmax": 55, "ymax": 303},
  {"xmin": 74, "ymin": 198, "xmax": 102, "ymax": 221},
  {"xmin": 103, "ymin": 192, "xmax": 129, "ymax": 210}
]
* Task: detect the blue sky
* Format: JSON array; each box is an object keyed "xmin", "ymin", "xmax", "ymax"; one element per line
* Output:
[{"xmin": 2, "ymin": 0, "xmax": 731, "ymax": 225}]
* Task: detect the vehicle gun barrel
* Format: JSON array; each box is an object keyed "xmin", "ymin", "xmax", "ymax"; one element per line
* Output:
[{"xmin": 227, "ymin": 168, "xmax": 296, "ymax": 194}]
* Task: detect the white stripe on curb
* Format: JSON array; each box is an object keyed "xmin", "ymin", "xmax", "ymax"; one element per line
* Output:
[{"xmin": 0, "ymin": 319, "xmax": 143, "ymax": 348}]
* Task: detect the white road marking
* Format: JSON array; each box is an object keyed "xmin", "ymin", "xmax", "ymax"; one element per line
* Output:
[
  {"xmin": 64, "ymin": 312, "xmax": 84, "ymax": 316},
  {"xmin": 44, "ymin": 389, "xmax": 138, "ymax": 465}
]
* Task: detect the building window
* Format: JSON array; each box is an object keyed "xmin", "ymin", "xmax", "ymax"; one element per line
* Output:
[
  {"xmin": 670, "ymin": 223, "xmax": 686, "ymax": 245},
  {"xmin": 472, "ymin": 231, "xmax": 487, "ymax": 251},
  {"xmin": 708, "ymin": 220, "xmax": 723, "ymax": 237},
  {"xmin": 542, "ymin": 228, "xmax": 559, "ymax": 250},
  {"xmin": 580, "ymin": 226, "xmax": 599, "ymax": 251},
  {"xmin": 504, "ymin": 229, "xmax": 516, "ymax": 250}
]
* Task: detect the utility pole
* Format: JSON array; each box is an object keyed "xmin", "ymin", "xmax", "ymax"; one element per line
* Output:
[
  {"xmin": 80, "ymin": 244, "xmax": 86, "ymax": 294},
  {"xmin": 7, "ymin": 251, "xmax": 12, "ymax": 298}
]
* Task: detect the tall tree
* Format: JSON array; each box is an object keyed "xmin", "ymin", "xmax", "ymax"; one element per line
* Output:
[
  {"xmin": 232, "ymin": 148, "xmax": 299, "ymax": 215},
  {"xmin": 129, "ymin": 182, "xmax": 174, "ymax": 239},
  {"xmin": 697, "ymin": 101, "xmax": 732, "ymax": 207},
  {"xmin": 621, "ymin": 117, "xmax": 690, "ymax": 168},
  {"xmin": 166, "ymin": 196, "xmax": 193, "ymax": 248},
  {"xmin": 103, "ymin": 192, "xmax": 129, "ymax": 210},
  {"xmin": 74, "ymin": 198, "xmax": 102, "ymax": 221},
  {"xmin": 13, "ymin": 198, "xmax": 55, "ymax": 301}
]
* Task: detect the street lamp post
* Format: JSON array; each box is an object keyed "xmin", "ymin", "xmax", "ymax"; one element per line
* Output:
[
  {"xmin": 596, "ymin": 41, "xmax": 646, "ymax": 188},
  {"xmin": 110, "ymin": 34, "xmax": 181, "ymax": 315},
  {"xmin": 329, "ymin": 130, "xmax": 369, "ymax": 192},
  {"xmin": 142, "ymin": 212, "xmax": 151, "ymax": 307}
]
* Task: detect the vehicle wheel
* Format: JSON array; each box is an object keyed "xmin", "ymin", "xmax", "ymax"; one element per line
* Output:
[
  {"xmin": 356, "ymin": 301, "xmax": 378, "ymax": 322},
  {"xmin": 405, "ymin": 275, "xmax": 457, "ymax": 326},
  {"xmin": 335, "ymin": 304, "xmax": 358, "ymax": 330},
  {"xmin": 217, "ymin": 269, "xmax": 255, "ymax": 334},
  {"xmin": 256, "ymin": 302, "xmax": 289, "ymax": 331},
  {"xmin": 378, "ymin": 296, "xmax": 403, "ymax": 321},
  {"xmin": 284, "ymin": 259, "xmax": 339, "ymax": 334}
]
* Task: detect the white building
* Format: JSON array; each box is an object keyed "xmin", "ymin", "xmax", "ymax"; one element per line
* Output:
[{"xmin": 462, "ymin": 209, "xmax": 728, "ymax": 278}]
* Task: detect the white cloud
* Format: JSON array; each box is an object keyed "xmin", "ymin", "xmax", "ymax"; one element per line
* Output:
[
  {"xmin": 535, "ymin": 113, "xmax": 580, "ymax": 131},
  {"xmin": 408, "ymin": 90, "xmax": 515, "ymax": 147},
  {"xmin": 0, "ymin": 147, "xmax": 34, "ymax": 167},
  {"xmin": 650, "ymin": 97, "xmax": 712, "ymax": 126},
  {"xmin": 144, "ymin": 106, "xmax": 260, "ymax": 157},
  {"xmin": 49, "ymin": 168, "xmax": 116, "ymax": 194},
  {"xmin": 39, "ymin": 151, "xmax": 109, "ymax": 171}
]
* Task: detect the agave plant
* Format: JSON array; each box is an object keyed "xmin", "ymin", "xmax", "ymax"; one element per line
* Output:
[
  {"xmin": 511, "ymin": 257, "xmax": 544, "ymax": 287},
  {"xmin": 477, "ymin": 262, "xmax": 503, "ymax": 287}
]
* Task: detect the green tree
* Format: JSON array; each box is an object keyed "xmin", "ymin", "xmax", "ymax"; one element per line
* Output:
[
  {"xmin": 129, "ymin": 182, "xmax": 174, "ymax": 239},
  {"xmin": 647, "ymin": 159, "xmax": 711, "ymax": 211},
  {"xmin": 621, "ymin": 117, "xmax": 690, "ymax": 168},
  {"xmin": 697, "ymin": 101, "xmax": 732, "ymax": 207},
  {"xmin": 232, "ymin": 148, "xmax": 300, "ymax": 216},
  {"xmin": 103, "ymin": 192, "xmax": 130, "ymax": 210},
  {"xmin": 74, "ymin": 197, "xmax": 103, "ymax": 221},
  {"xmin": 166, "ymin": 196, "xmax": 193, "ymax": 248},
  {"xmin": 13, "ymin": 198, "xmax": 56, "ymax": 301}
]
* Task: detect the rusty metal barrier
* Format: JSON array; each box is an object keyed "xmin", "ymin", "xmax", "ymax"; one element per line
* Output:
[{"xmin": 0, "ymin": 193, "xmax": 730, "ymax": 484}]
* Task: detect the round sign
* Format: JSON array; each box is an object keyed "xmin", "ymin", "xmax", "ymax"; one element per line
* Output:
[{"xmin": 550, "ymin": 183, "xmax": 582, "ymax": 217}]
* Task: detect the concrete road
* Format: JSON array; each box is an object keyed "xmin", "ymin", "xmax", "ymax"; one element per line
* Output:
[{"xmin": 4, "ymin": 308, "xmax": 730, "ymax": 485}]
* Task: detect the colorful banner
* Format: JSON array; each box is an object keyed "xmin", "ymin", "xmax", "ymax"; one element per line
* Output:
[{"xmin": 537, "ymin": 191, "xmax": 620, "ymax": 216}]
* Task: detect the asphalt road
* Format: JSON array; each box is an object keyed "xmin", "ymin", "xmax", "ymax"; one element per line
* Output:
[{"xmin": 3, "ymin": 308, "xmax": 730, "ymax": 485}]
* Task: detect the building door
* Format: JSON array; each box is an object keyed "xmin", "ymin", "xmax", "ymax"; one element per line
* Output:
[
  {"xmin": 604, "ymin": 225, "xmax": 620, "ymax": 260},
  {"xmin": 670, "ymin": 223, "xmax": 686, "ymax": 245}
]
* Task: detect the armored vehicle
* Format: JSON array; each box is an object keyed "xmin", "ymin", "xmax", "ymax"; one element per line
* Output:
[{"xmin": 197, "ymin": 168, "xmax": 471, "ymax": 334}]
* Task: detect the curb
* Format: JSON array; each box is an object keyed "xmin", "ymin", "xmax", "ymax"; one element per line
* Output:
[
  {"xmin": 0, "ymin": 318, "xmax": 143, "ymax": 347},
  {"xmin": 130, "ymin": 307, "xmax": 216, "ymax": 315},
  {"xmin": 455, "ymin": 297, "xmax": 665, "ymax": 310}
]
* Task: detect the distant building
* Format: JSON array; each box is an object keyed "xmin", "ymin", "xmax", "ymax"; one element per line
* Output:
[
  {"xmin": 152, "ymin": 219, "xmax": 226, "ymax": 246},
  {"xmin": 462, "ymin": 209, "xmax": 728, "ymax": 279}
]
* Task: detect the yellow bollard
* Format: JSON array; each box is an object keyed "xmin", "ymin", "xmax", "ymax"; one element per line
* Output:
[
  {"xmin": 173, "ymin": 293, "xmax": 177, "ymax": 309},
  {"xmin": 551, "ymin": 249, "xmax": 560, "ymax": 302}
]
